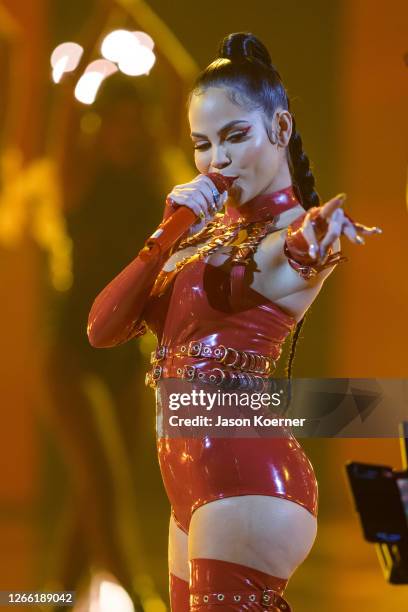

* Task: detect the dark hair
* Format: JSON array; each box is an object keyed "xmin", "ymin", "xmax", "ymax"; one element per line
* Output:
[{"xmin": 188, "ymin": 32, "xmax": 321, "ymax": 386}]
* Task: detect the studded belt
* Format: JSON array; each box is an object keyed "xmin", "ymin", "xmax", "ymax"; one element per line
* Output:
[
  {"xmin": 151, "ymin": 340, "xmax": 277, "ymax": 372},
  {"xmin": 145, "ymin": 340, "xmax": 278, "ymax": 390},
  {"xmin": 190, "ymin": 587, "xmax": 291, "ymax": 610}
]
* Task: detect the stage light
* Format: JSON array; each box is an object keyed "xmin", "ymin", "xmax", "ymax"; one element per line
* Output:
[
  {"xmin": 118, "ymin": 44, "xmax": 156, "ymax": 76},
  {"xmin": 96, "ymin": 579, "xmax": 135, "ymax": 612},
  {"xmin": 74, "ymin": 60, "xmax": 117, "ymax": 105},
  {"xmin": 101, "ymin": 29, "xmax": 136, "ymax": 63},
  {"xmin": 50, "ymin": 42, "xmax": 83, "ymax": 83},
  {"xmin": 132, "ymin": 31, "xmax": 154, "ymax": 51},
  {"xmin": 101, "ymin": 29, "xmax": 156, "ymax": 75}
]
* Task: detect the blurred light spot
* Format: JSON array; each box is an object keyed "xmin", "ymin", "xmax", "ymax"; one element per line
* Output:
[
  {"xmin": 51, "ymin": 42, "xmax": 83, "ymax": 83},
  {"xmin": 118, "ymin": 45, "xmax": 156, "ymax": 76},
  {"xmin": 74, "ymin": 60, "xmax": 117, "ymax": 105},
  {"xmin": 96, "ymin": 579, "xmax": 135, "ymax": 612},
  {"xmin": 101, "ymin": 29, "xmax": 138, "ymax": 62},
  {"xmin": 73, "ymin": 571, "xmax": 136, "ymax": 612},
  {"xmin": 133, "ymin": 31, "xmax": 154, "ymax": 51},
  {"xmin": 80, "ymin": 112, "xmax": 102, "ymax": 135},
  {"xmin": 101, "ymin": 29, "xmax": 156, "ymax": 75}
]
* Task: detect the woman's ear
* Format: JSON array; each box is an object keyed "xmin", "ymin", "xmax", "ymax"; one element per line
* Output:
[{"xmin": 275, "ymin": 110, "xmax": 292, "ymax": 147}]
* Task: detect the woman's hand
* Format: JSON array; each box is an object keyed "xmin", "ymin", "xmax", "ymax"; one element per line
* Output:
[
  {"xmin": 296, "ymin": 194, "xmax": 383, "ymax": 263},
  {"xmin": 166, "ymin": 174, "xmax": 228, "ymax": 236}
]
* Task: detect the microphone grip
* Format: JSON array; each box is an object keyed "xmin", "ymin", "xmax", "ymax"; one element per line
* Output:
[{"xmin": 144, "ymin": 173, "xmax": 237, "ymax": 255}]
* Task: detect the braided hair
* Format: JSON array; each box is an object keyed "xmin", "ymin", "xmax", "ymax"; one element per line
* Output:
[{"xmin": 187, "ymin": 32, "xmax": 321, "ymax": 387}]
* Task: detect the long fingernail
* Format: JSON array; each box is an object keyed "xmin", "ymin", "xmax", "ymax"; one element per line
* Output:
[
  {"xmin": 309, "ymin": 244, "xmax": 317, "ymax": 258},
  {"xmin": 335, "ymin": 193, "xmax": 347, "ymax": 202},
  {"xmin": 375, "ymin": 227, "xmax": 383, "ymax": 234},
  {"xmin": 356, "ymin": 235, "xmax": 365, "ymax": 244}
]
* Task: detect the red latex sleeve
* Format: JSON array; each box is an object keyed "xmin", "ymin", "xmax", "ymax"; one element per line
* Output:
[
  {"xmin": 86, "ymin": 246, "xmax": 166, "ymax": 348},
  {"xmin": 86, "ymin": 196, "xmax": 183, "ymax": 348},
  {"xmin": 87, "ymin": 173, "xmax": 236, "ymax": 348}
]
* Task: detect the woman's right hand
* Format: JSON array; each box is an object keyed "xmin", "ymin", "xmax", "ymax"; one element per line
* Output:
[{"xmin": 166, "ymin": 174, "xmax": 228, "ymax": 236}]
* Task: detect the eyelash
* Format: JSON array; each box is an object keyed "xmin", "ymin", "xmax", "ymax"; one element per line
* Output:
[{"xmin": 193, "ymin": 131, "xmax": 249, "ymax": 151}]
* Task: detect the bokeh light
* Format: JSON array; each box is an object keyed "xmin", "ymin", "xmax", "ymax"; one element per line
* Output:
[
  {"xmin": 132, "ymin": 31, "xmax": 154, "ymax": 51},
  {"xmin": 101, "ymin": 30, "xmax": 137, "ymax": 63},
  {"xmin": 118, "ymin": 45, "xmax": 156, "ymax": 76},
  {"xmin": 50, "ymin": 42, "xmax": 83, "ymax": 83},
  {"xmin": 74, "ymin": 60, "xmax": 118, "ymax": 105},
  {"xmin": 101, "ymin": 29, "xmax": 156, "ymax": 76}
]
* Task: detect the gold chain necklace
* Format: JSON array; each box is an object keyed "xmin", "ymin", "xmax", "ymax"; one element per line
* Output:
[{"xmin": 150, "ymin": 215, "xmax": 278, "ymax": 297}]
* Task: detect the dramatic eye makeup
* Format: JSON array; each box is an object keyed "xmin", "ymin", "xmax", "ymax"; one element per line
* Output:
[{"xmin": 190, "ymin": 121, "xmax": 251, "ymax": 151}]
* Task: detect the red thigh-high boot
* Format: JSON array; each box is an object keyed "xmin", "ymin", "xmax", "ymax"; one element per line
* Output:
[
  {"xmin": 169, "ymin": 572, "xmax": 190, "ymax": 612},
  {"xmin": 189, "ymin": 558, "xmax": 292, "ymax": 611}
]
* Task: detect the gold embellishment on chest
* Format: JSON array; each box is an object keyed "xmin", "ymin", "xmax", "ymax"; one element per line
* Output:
[{"xmin": 150, "ymin": 218, "xmax": 277, "ymax": 297}]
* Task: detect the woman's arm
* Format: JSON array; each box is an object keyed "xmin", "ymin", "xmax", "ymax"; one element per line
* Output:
[
  {"xmin": 259, "ymin": 195, "xmax": 381, "ymax": 321},
  {"xmin": 87, "ymin": 244, "xmax": 169, "ymax": 348},
  {"xmin": 87, "ymin": 199, "xmax": 178, "ymax": 348},
  {"xmin": 87, "ymin": 174, "xmax": 234, "ymax": 348}
]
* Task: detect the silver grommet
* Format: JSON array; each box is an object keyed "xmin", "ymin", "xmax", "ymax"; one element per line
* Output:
[
  {"xmin": 234, "ymin": 594, "xmax": 241, "ymax": 602},
  {"xmin": 249, "ymin": 593, "xmax": 256, "ymax": 602},
  {"xmin": 217, "ymin": 594, "xmax": 224, "ymax": 601},
  {"xmin": 203, "ymin": 595, "xmax": 209, "ymax": 603},
  {"xmin": 177, "ymin": 368, "xmax": 182, "ymax": 375}
]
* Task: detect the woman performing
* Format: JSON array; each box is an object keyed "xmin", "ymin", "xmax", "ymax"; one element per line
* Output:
[{"xmin": 87, "ymin": 33, "xmax": 381, "ymax": 611}]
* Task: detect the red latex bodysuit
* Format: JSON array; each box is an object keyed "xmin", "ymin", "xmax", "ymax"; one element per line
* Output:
[
  {"xmin": 88, "ymin": 184, "xmax": 318, "ymax": 610},
  {"xmin": 142, "ymin": 186, "xmax": 318, "ymax": 534}
]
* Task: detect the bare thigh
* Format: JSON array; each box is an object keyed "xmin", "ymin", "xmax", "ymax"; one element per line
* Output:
[
  {"xmin": 188, "ymin": 495, "xmax": 318, "ymax": 579},
  {"xmin": 168, "ymin": 513, "xmax": 189, "ymax": 581}
]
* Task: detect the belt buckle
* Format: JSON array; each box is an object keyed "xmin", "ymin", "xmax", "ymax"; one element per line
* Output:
[
  {"xmin": 213, "ymin": 346, "xmax": 224, "ymax": 360},
  {"xmin": 208, "ymin": 368, "xmax": 227, "ymax": 387},
  {"xmin": 156, "ymin": 345, "xmax": 167, "ymax": 361},
  {"xmin": 261, "ymin": 589, "xmax": 289, "ymax": 610},
  {"xmin": 238, "ymin": 351, "xmax": 250, "ymax": 370},
  {"xmin": 152, "ymin": 365, "xmax": 163, "ymax": 382},
  {"xmin": 187, "ymin": 341, "xmax": 202, "ymax": 357},
  {"xmin": 247, "ymin": 353, "xmax": 257, "ymax": 372},
  {"xmin": 218, "ymin": 345, "xmax": 240, "ymax": 367},
  {"xmin": 150, "ymin": 345, "xmax": 167, "ymax": 364},
  {"xmin": 265, "ymin": 357, "xmax": 276, "ymax": 374},
  {"xmin": 182, "ymin": 364, "xmax": 196, "ymax": 381},
  {"xmin": 253, "ymin": 354, "xmax": 263, "ymax": 374},
  {"xmin": 202, "ymin": 345, "xmax": 213, "ymax": 357},
  {"xmin": 261, "ymin": 589, "xmax": 275, "ymax": 607}
]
